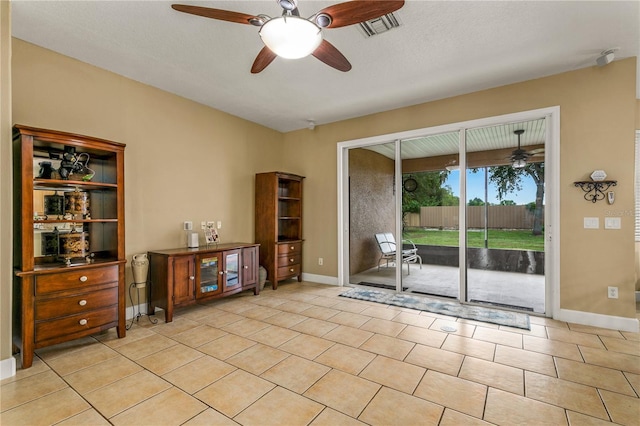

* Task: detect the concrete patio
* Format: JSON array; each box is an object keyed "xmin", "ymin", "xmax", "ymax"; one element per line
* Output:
[{"xmin": 350, "ymin": 263, "xmax": 545, "ymax": 314}]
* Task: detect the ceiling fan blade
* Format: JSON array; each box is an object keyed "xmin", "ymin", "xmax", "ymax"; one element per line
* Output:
[
  {"xmin": 251, "ymin": 47, "xmax": 278, "ymax": 74},
  {"xmin": 317, "ymin": 0, "xmax": 405, "ymax": 28},
  {"xmin": 171, "ymin": 4, "xmax": 257, "ymax": 25},
  {"xmin": 528, "ymin": 148, "xmax": 545, "ymax": 155},
  {"xmin": 312, "ymin": 40, "xmax": 352, "ymax": 72}
]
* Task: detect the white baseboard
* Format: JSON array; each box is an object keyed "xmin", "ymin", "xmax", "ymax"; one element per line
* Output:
[
  {"xmin": 555, "ymin": 308, "xmax": 639, "ymax": 333},
  {"xmin": 0, "ymin": 356, "xmax": 16, "ymax": 380},
  {"xmin": 126, "ymin": 302, "xmax": 149, "ymax": 320},
  {"xmin": 301, "ymin": 273, "xmax": 339, "ymax": 286}
]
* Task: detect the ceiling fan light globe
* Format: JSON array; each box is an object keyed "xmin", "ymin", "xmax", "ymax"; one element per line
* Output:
[
  {"xmin": 278, "ymin": 0, "xmax": 298, "ymax": 11},
  {"xmin": 315, "ymin": 13, "xmax": 332, "ymax": 28},
  {"xmin": 259, "ymin": 16, "xmax": 322, "ymax": 59},
  {"xmin": 512, "ymin": 159, "xmax": 527, "ymax": 169}
]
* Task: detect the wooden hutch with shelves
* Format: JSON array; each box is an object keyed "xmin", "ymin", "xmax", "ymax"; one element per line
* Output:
[
  {"xmin": 12, "ymin": 125, "xmax": 126, "ymax": 368},
  {"xmin": 255, "ymin": 172, "xmax": 304, "ymax": 289}
]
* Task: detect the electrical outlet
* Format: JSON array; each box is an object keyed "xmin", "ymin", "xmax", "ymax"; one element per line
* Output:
[
  {"xmin": 217, "ymin": 221, "xmax": 222, "ymax": 229},
  {"xmin": 201, "ymin": 221, "xmax": 206, "ymax": 229},
  {"xmin": 183, "ymin": 221, "xmax": 193, "ymax": 231},
  {"xmin": 608, "ymin": 286, "xmax": 618, "ymax": 299},
  {"xmin": 318, "ymin": 257, "xmax": 323, "ymax": 266}
]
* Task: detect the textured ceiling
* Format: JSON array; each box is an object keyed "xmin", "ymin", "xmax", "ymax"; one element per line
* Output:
[{"xmin": 11, "ymin": 1, "xmax": 640, "ymax": 132}]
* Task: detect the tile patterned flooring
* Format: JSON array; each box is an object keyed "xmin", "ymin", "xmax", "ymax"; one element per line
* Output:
[{"xmin": 1, "ymin": 282, "xmax": 639, "ymax": 425}]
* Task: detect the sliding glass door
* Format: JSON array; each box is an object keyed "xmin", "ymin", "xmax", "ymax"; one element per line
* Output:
[
  {"xmin": 465, "ymin": 122, "xmax": 546, "ymax": 313},
  {"xmin": 400, "ymin": 133, "xmax": 460, "ymax": 298},
  {"xmin": 339, "ymin": 110, "xmax": 554, "ymax": 316}
]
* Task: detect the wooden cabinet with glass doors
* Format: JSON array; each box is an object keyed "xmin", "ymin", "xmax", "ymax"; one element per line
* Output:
[
  {"xmin": 148, "ymin": 243, "xmax": 259, "ymax": 323},
  {"xmin": 12, "ymin": 125, "xmax": 126, "ymax": 368}
]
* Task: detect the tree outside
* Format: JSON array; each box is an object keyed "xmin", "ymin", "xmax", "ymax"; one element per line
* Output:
[
  {"xmin": 402, "ymin": 171, "xmax": 457, "ymax": 227},
  {"xmin": 488, "ymin": 163, "xmax": 544, "ymax": 235},
  {"xmin": 403, "ymin": 163, "xmax": 544, "ymax": 237}
]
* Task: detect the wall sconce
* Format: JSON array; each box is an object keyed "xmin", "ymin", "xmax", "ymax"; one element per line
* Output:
[{"xmin": 574, "ymin": 170, "xmax": 617, "ymax": 203}]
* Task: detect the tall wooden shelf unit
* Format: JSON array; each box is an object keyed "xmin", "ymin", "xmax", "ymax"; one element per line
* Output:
[
  {"xmin": 12, "ymin": 125, "xmax": 126, "ymax": 368},
  {"xmin": 255, "ymin": 172, "xmax": 304, "ymax": 289}
]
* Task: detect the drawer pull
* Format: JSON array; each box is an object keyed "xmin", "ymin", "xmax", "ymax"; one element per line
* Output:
[
  {"xmin": 290, "ymin": 268, "xmax": 294, "ymax": 272},
  {"xmin": 79, "ymin": 319, "xmax": 88, "ymax": 326},
  {"xmin": 78, "ymin": 299, "xmax": 87, "ymax": 306},
  {"xmin": 189, "ymin": 276, "xmax": 195, "ymax": 281},
  {"xmin": 290, "ymin": 246, "xmax": 295, "ymax": 250},
  {"xmin": 219, "ymin": 271, "xmax": 224, "ymax": 275},
  {"xmin": 79, "ymin": 275, "xmax": 88, "ymax": 282},
  {"xmin": 244, "ymin": 265, "xmax": 248, "ymax": 269},
  {"xmin": 290, "ymin": 258, "xmax": 294, "ymax": 262}
]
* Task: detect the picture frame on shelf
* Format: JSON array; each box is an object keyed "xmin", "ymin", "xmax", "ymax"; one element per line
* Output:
[{"xmin": 205, "ymin": 227, "xmax": 219, "ymax": 244}]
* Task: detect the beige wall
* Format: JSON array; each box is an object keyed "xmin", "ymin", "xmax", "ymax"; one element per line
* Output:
[
  {"xmin": 2, "ymin": 36, "xmax": 638, "ymax": 367},
  {"xmin": 1, "ymin": 1, "xmax": 12, "ymax": 363},
  {"xmin": 349, "ymin": 148, "xmax": 395, "ymax": 275},
  {"xmin": 9, "ymin": 39, "xmax": 284, "ymax": 303},
  {"xmin": 285, "ymin": 58, "xmax": 638, "ymax": 318}
]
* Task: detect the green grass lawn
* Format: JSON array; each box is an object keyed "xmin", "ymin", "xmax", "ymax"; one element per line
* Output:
[{"xmin": 403, "ymin": 228, "xmax": 544, "ymax": 251}]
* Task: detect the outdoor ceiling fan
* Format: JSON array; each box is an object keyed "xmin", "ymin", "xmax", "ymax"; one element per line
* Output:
[
  {"xmin": 171, "ymin": 0, "xmax": 405, "ymax": 73},
  {"xmin": 509, "ymin": 129, "xmax": 544, "ymax": 168}
]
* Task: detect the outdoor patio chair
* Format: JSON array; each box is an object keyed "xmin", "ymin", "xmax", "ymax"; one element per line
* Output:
[{"xmin": 375, "ymin": 232, "xmax": 422, "ymax": 274}]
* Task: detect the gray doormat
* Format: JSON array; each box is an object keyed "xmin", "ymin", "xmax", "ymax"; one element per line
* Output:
[{"xmin": 340, "ymin": 287, "xmax": 530, "ymax": 330}]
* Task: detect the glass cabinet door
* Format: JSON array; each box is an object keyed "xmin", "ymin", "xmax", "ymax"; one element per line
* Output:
[
  {"xmin": 223, "ymin": 250, "xmax": 241, "ymax": 291},
  {"xmin": 198, "ymin": 255, "xmax": 222, "ymax": 296}
]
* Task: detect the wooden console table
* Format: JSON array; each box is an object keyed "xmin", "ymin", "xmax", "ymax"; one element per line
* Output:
[{"xmin": 148, "ymin": 243, "xmax": 259, "ymax": 322}]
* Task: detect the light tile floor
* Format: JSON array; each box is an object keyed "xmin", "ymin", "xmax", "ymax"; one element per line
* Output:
[{"xmin": 2, "ymin": 281, "xmax": 639, "ymax": 425}]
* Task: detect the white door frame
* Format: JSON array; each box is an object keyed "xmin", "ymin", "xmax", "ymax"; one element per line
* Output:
[{"xmin": 337, "ymin": 106, "xmax": 560, "ymax": 317}]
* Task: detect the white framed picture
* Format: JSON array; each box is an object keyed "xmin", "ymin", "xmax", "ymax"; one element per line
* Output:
[{"xmin": 205, "ymin": 227, "xmax": 219, "ymax": 244}]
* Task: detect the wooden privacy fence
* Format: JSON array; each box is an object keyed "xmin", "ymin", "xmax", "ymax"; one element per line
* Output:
[{"xmin": 407, "ymin": 205, "xmax": 543, "ymax": 229}]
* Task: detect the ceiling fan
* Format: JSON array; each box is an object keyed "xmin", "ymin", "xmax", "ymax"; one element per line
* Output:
[
  {"xmin": 171, "ymin": 0, "xmax": 405, "ymax": 73},
  {"xmin": 509, "ymin": 129, "xmax": 544, "ymax": 168}
]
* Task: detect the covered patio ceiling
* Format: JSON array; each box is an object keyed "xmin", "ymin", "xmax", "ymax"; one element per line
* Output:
[{"xmin": 363, "ymin": 118, "xmax": 546, "ymax": 171}]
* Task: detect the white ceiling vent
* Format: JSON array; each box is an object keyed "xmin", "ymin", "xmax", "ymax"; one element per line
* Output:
[{"xmin": 358, "ymin": 12, "xmax": 401, "ymax": 37}]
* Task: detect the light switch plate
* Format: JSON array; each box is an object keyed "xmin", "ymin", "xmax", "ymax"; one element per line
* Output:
[
  {"xmin": 584, "ymin": 217, "xmax": 599, "ymax": 229},
  {"xmin": 604, "ymin": 217, "xmax": 621, "ymax": 229}
]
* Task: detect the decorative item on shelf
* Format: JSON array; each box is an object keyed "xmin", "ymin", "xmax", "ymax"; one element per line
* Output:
[
  {"xmin": 57, "ymin": 146, "xmax": 76, "ymax": 179},
  {"xmin": 56, "ymin": 146, "xmax": 95, "ymax": 181},
  {"xmin": 65, "ymin": 188, "xmax": 90, "ymax": 219},
  {"xmin": 187, "ymin": 231, "xmax": 199, "ymax": 248},
  {"xmin": 44, "ymin": 191, "xmax": 65, "ymax": 219},
  {"xmin": 574, "ymin": 170, "xmax": 617, "ymax": 203},
  {"xmin": 58, "ymin": 228, "xmax": 90, "ymax": 263},
  {"xmin": 38, "ymin": 161, "xmax": 54, "ymax": 179},
  {"xmin": 41, "ymin": 227, "xmax": 59, "ymax": 256},
  {"xmin": 74, "ymin": 152, "xmax": 95, "ymax": 181},
  {"xmin": 205, "ymin": 226, "xmax": 219, "ymax": 245},
  {"xmin": 131, "ymin": 253, "xmax": 149, "ymax": 289}
]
